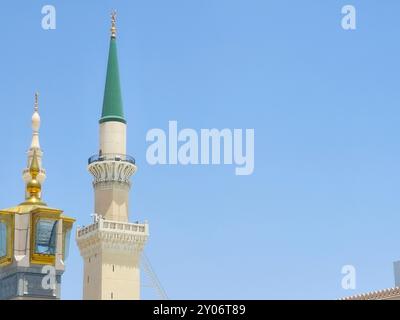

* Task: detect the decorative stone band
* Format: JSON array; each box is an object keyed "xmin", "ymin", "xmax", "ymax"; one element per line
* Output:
[
  {"xmin": 88, "ymin": 160, "xmax": 137, "ymax": 186},
  {"xmin": 341, "ymin": 286, "xmax": 400, "ymax": 300},
  {"xmin": 76, "ymin": 219, "xmax": 148, "ymax": 259}
]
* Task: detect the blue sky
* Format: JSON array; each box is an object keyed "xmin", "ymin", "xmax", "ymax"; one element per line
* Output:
[{"xmin": 1, "ymin": 0, "xmax": 400, "ymax": 299}]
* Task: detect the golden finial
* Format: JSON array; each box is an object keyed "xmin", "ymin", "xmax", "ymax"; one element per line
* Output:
[
  {"xmin": 34, "ymin": 92, "xmax": 39, "ymax": 112},
  {"xmin": 21, "ymin": 150, "xmax": 46, "ymax": 205},
  {"xmin": 111, "ymin": 10, "xmax": 117, "ymax": 38},
  {"xmin": 30, "ymin": 150, "xmax": 40, "ymax": 178}
]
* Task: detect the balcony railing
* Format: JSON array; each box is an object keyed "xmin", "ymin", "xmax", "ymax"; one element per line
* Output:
[
  {"xmin": 88, "ymin": 153, "xmax": 136, "ymax": 165},
  {"xmin": 76, "ymin": 219, "xmax": 148, "ymax": 238}
]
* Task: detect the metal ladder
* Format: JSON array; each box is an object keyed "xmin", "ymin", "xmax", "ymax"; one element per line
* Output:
[{"xmin": 141, "ymin": 251, "xmax": 168, "ymax": 300}]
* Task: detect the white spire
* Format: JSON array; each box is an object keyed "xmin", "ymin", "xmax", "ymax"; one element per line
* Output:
[
  {"xmin": 22, "ymin": 92, "xmax": 46, "ymax": 198},
  {"xmin": 30, "ymin": 92, "xmax": 41, "ymax": 150}
]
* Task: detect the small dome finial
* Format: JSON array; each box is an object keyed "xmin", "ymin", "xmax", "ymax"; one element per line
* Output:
[{"xmin": 111, "ymin": 10, "xmax": 117, "ymax": 38}]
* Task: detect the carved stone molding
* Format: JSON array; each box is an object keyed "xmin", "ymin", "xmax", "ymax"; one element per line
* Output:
[
  {"xmin": 76, "ymin": 219, "xmax": 148, "ymax": 259},
  {"xmin": 88, "ymin": 160, "xmax": 136, "ymax": 186}
]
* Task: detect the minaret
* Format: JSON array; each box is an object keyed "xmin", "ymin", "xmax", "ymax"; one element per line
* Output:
[
  {"xmin": 0, "ymin": 94, "xmax": 75, "ymax": 300},
  {"xmin": 76, "ymin": 12, "xmax": 149, "ymax": 300},
  {"xmin": 94, "ymin": 10, "xmax": 132, "ymax": 222}
]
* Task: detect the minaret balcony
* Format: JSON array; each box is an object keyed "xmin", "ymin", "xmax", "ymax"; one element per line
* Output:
[
  {"xmin": 87, "ymin": 153, "xmax": 137, "ymax": 186},
  {"xmin": 88, "ymin": 153, "xmax": 135, "ymax": 165},
  {"xmin": 76, "ymin": 218, "xmax": 149, "ymax": 258},
  {"xmin": 77, "ymin": 219, "xmax": 148, "ymax": 238}
]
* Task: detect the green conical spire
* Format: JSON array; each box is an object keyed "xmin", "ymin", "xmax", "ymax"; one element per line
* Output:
[{"xmin": 100, "ymin": 11, "xmax": 126, "ymax": 124}]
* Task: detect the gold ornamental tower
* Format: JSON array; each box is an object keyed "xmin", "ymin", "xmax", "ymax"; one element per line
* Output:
[{"xmin": 0, "ymin": 94, "xmax": 75, "ymax": 300}]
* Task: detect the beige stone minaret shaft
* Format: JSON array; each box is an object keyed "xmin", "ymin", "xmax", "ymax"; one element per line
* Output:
[{"xmin": 93, "ymin": 119, "xmax": 131, "ymax": 222}]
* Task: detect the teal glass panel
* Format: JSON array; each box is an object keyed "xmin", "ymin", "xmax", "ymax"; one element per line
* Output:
[
  {"xmin": 64, "ymin": 228, "xmax": 71, "ymax": 260},
  {"xmin": 35, "ymin": 219, "xmax": 57, "ymax": 255},
  {"xmin": 0, "ymin": 222, "xmax": 6, "ymax": 258}
]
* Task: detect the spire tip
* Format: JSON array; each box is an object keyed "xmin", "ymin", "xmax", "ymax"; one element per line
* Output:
[
  {"xmin": 34, "ymin": 92, "xmax": 39, "ymax": 112},
  {"xmin": 111, "ymin": 10, "xmax": 117, "ymax": 38}
]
